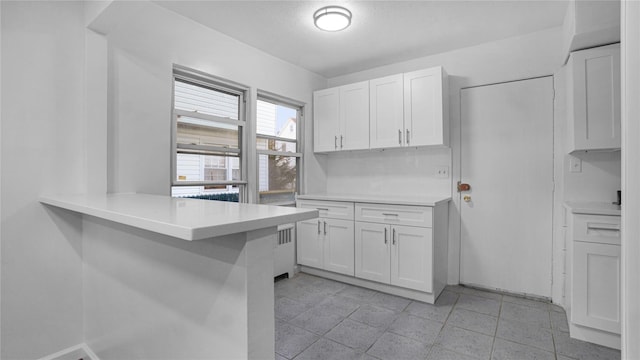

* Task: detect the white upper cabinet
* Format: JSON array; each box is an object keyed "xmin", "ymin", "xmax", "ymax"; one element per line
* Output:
[
  {"xmin": 340, "ymin": 81, "xmax": 370, "ymax": 151},
  {"xmin": 313, "ymin": 88, "xmax": 341, "ymax": 152},
  {"xmin": 567, "ymin": 43, "xmax": 621, "ymax": 152},
  {"xmin": 313, "ymin": 82, "xmax": 369, "ymax": 152},
  {"xmin": 313, "ymin": 66, "xmax": 448, "ymax": 153},
  {"xmin": 370, "ymin": 74, "xmax": 404, "ymax": 149},
  {"xmin": 404, "ymin": 67, "xmax": 448, "ymax": 147}
]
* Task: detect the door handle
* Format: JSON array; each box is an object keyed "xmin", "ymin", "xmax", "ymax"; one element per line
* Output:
[
  {"xmin": 324, "ymin": 221, "xmax": 327, "ymax": 235},
  {"xmin": 384, "ymin": 227, "xmax": 388, "ymax": 244},
  {"xmin": 398, "ymin": 130, "xmax": 402, "ymax": 144},
  {"xmin": 406, "ymin": 129, "xmax": 410, "ymax": 145}
]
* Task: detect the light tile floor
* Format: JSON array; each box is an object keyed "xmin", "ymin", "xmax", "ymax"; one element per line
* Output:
[{"xmin": 274, "ymin": 273, "xmax": 620, "ymax": 360}]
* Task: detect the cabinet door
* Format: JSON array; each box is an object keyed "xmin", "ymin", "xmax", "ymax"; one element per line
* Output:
[
  {"xmin": 572, "ymin": 241, "xmax": 621, "ymax": 334},
  {"xmin": 570, "ymin": 44, "xmax": 621, "ymax": 151},
  {"xmin": 339, "ymin": 81, "xmax": 370, "ymax": 151},
  {"xmin": 323, "ymin": 218, "xmax": 355, "ymax": 276},
  {"xmin": 355, "ymin": 222, "xmax": 391, "ymax": 283},
  {"xmin": 404, "ymin": 67, "xmax": 446, "ymax": 147},
  {"xmin": 313, "ymin": 88, "xmax": 340, "ymax": 152},
  {"xmin": 296, "ymin": 218, "xmax": 323, "ymax": 269},
  {"xmin": 391, "ymin": 225, "xmax": 433, "ymax": 292},
  {"xmin": 370, "ymin": 74, "xmax": 404, "ymax": 149}
]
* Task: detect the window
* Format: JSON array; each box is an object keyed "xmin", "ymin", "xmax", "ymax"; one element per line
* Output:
[
  {"xmin": 256, "ymin": 96, "xmax": 302, "ymax": 205},
  {"xmin": 171, "ymin": 70, "xmax": 247, "ymax": 202}
]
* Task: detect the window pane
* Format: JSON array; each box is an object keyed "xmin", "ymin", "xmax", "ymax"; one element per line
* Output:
[
  {"xmin": 256, "ymin": 99, "xmax": 297, "ymax": 139},
  {"xmin": 177, "ymin": 118, "xmax": 239, "ymax": 150},
  {"xmin": 256, "ymin": 137, "xmax": 297, "ymax": 153},
  {"xmin": 174, "ymin": 79, "xmax": 239, "ymax": 120},
  {"xmin": 258, "ymin": 154, "xmax": 297, "ymax": 204},
  {"xmin": 176, "ymin": 154, "xmax": 240, "ymax": 182}
]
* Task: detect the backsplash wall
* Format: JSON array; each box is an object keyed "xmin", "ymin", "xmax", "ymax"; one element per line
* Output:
[{"xmin": 325, "ymin": 147, "xmax": 452, "ymax": 197}]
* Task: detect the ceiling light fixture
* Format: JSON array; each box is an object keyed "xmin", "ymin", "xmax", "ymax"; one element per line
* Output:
[{"xmin": 313, "ymin": 6, "xmax": 352, "ymax": 32}]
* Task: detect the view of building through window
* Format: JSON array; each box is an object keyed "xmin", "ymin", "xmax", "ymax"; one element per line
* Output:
[{"xmin": 256, "ymin": 98, "xmax": 301, "ymax": 205}]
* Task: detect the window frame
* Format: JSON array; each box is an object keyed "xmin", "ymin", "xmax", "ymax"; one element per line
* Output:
[
  {"xmin": 256, "ymin": 91, "xmax": 304, "ymax": 206},
  {"xmin": 171, "ymin": 67, "xmax": 249, "ymax": 201}
]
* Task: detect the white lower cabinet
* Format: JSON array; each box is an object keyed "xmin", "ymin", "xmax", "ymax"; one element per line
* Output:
[
  {"xmin": 297, "ymin": 197, "xmax": 448, "ymax": 304},
  {"xmin": 572, "ymin": 241, "xmax": 621, "ymax": 334},
  {"xmin": 355, "ymin": 222, "xmax": 391, "ymax": 283},
  {"xmin": 566, "ymin": 209, "xmax": 621, "ymax": 349},
  {"xmin": 355, "ymin": 222, "xmax": 432, "ymax": 292},
  {"xmin": 296, "ymin": 217, "xmax": 354, "ymax": 276},
  {"xmin": 391, "ymin": 225, "xmax": 433, "ymax": 292}
]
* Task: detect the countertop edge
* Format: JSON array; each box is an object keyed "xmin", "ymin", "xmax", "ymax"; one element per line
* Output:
[
  {"xmin": 296, "ymin": 194, "xmax": 452, "ymax": 207},
  {"xmin": 40, "ymin": 194, "xmax": 318, "ymax": 241},
  {"xmin": 564, "ymin": 201, "xmax": 621, "ymax": 216}
]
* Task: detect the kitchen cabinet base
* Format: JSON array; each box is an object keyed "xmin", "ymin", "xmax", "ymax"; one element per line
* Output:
[
  {"xmin": 299, "ymin": 265, "xmax": 445, "ymax": 304},
  {"xmin": 569, "ymin": 322, "xmax": 621, "ymax": 350}
]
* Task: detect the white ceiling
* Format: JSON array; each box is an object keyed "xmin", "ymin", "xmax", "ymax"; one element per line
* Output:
[{"xmin": 153, "ymin": 1, "xmax": 568, "ymax": 78}]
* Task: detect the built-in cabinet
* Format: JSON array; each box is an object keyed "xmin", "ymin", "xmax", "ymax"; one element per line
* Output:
[
  {"xmin": 567, "ymin": 43, "xmax": 621, "ymax": 152},
  {"xmin": 297, "ymin": 196, "xmax": 449, "ymax": 304},
  {"xmin": 355, "ymin": 203, "xmax": 433, "ymax": 292},
  {"xmin": 565, "ymin": 206, "xmax": 621, "ymax": 349},
  {"xmin": 313, "ymin": 81, "xmax": 369, "ymax": 152},
  {"xmin": 314, "ymin": 66, "xmax": 448, "ymax": 153},
  {"xmin": 296, "ymin": 200, "xmax": 355, "ymax": 275}
]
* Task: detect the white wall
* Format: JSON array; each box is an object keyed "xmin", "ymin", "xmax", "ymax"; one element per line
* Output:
[
  {"xmin": 1, "ymin": 1, "xmax": 86, "ymax": 358},
  {"xmin": 621, "ymin": 1, "xmax": 640, "ymax": 358},
  {"xmin": 98, "ymin": 1, "xmax": 327, "ymax": 201},
  {"xmin": 327, "ymin": 27, "xmax": 565, "ymax": 284}
]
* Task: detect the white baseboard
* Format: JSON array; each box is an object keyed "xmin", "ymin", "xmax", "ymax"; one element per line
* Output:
[{"xmin": 37, "ymin": 343, "xmax": 99, "ymax": 360}]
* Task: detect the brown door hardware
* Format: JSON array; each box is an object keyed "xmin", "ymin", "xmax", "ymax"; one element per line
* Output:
[{"xmin": 457, "ymin": 181, "xmax": 471, "ymax": 192}]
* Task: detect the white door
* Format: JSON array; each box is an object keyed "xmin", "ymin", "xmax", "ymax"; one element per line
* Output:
[
  {"xmin": 391, "ymin": 225, "xmax": 432, "ymax": 292},
  {"xmin": 404, "ymin": 67, "xmax": 445, "ymax": 147},
  {"xmin": 340, "ymin": 81, "xmax": 370, "ymax": 150},
  {"xmin": 313, "ymin": 88, "xmax": 340, "ymax": 152},
  {"xmin": 355, "ymin": 222, "xmax": 391, "ymax": 283},
  {"xmin": 296, "ymin": 218, "xmax": 323, "ymax": 268},
  {"xmin": 370, "ymin": 74, "xmax": 404, "ymax": 149},
  {"xmin": 460, "ymin": 77, "xmax": 554, "ymax": 297},
  {"xmin": 323, "ymin": 218, "xmax": 355, "ymax": 276}
]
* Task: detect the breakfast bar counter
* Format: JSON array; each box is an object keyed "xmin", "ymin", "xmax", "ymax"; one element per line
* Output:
[{"xmin": 40, "ymin": 193, "xmax": 318, "ymax": 360}]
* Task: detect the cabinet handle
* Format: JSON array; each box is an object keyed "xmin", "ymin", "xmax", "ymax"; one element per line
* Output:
[
  {"xmin": 384, "ymin": 227, "xmax": 388, "ymax": 244},
  {"xmin": 587, "ymin": 222, "xmax": 620, "ymax": 231},
  {"xmin": 382, "ymin": 213, "xmax": 398, "ymax": 217},
  {"xmin": 340, "ymin": 135, "xmax": 344, "ymax": 148},
  {"xmin": 334, "ymin": 135, "xmax": 338, "ymax": 149},
  {"xmin": 317, "ymin": 220, "xmax": 321, "ymax": 235},
  {"xmin": 406, "ymin": 129, "xmax": 410, "ymax": 145},
  {"xmin": 398, "ymin": 130, "xmax": 402, "ymax": 144},
  {"xmin": 393, "ymin": 228, "xmax": 396, "ymax": 245},
  {"xmin": 316, "ymin": 208, "xmax": 329, "ymax": 211},
  {"xmin": 324, "ymin": 221, "xmax": 327, "ymax": 235}
]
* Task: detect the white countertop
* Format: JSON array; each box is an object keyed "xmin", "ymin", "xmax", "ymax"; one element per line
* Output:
[
  {"xmin": 40, "ymin": 193, "xmax": 318, "ymax": 241},
  {"xmin": 565, "ymin": 201, "xmax": 621, "ymax": 216},
  {"xmin": 297, "ymin": 194, "xmax": 452, "ymax": 207}
]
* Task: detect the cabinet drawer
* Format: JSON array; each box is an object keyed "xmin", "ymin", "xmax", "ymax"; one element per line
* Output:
[
  {"xmin": 574, "ymin": 214, "xmax": 621, "ymax": 245},
  {"xmin": 355, "ymin": 203, "xmax": 432, "ymax": 227},
  {"xmin": 297, "ymin": 200, "xmax": 354, "ymax": 220}
]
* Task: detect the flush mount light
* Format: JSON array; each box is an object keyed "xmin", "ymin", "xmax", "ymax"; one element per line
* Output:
[{"xmin": 313, "ymin": 6, "xmax": 352, "ymax": 32}]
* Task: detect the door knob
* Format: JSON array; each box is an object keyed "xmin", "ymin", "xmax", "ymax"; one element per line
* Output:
[{"xmin": 463, "ymin": 195, "xmax": 472, "ymax": 202}]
